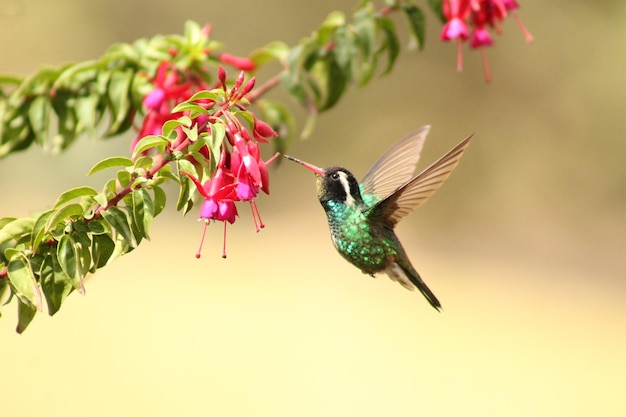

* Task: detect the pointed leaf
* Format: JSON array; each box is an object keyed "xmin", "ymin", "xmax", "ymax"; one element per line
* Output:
[
  {"xmin": 251, "ymin": 41, "xmax": 290, "ymax": 66},
  {"xmin": 152, "ymin": 185, "xmax": 167, "ymax": 217},
  {"xmin": 132, "ymin": 135, "xmax": 169, "ymax": 158},
  {"xmin": 16, "ymin": 298, "xmax": 37, "ymax": 334},
  {"xmin": 176, "ymin": 159, "xmax": 197, "ymax": 214},
  {"xmin": 131, "ymin": 189, "xmax": 152, "ymax": 240},
  {"xmin": 7, "ymin": 256, "xmax": 42, "ymax": 311},
  {"xmin": 45, "ymin": 203, "xmax": 84, "ymax": 232},
  {"xmin": 107, "ymin": 69, "xmax": 134, "ymax": 133},
  {"xmin": 0, "ymin": 218, "xmax": 35, "ymax": 246},
  {"xmin": 208, "ymin": 122, "xmax": 226, "ymax": 168},
  {"xmin": 162, "ymin": 116, "xmax": 192, "ymax": 138},
  {"xmin": 377, "ymin": 16, "xmax": 400, "ymax": 75},
  {"xmin": 401, "ymin": 3, "xmax": 426, "ymax": 50},
  {"xmin": 40, "ymin": 253, "xmax": 73, "ymax": 316},
  {"xmin": 101, "ymin": 206, "xmax": 136, "ymax": 247},
  {"xmin": 186, "ymin": 90, "xmax": 220, "ymax": 102},
  {"xmin": 72, "ymin": 231, "xmax": 92, "ymax": 278},
  {"xmin": 54, "ymin": 186, "xmax": 98, "ymax": 208},
  {"xmin": 30, "ymin": 209, "xmax": 54, "ymax": 252},
  {"xmin": 88, "ymin": 156, "xmax": 133, "ymax": 176},
  {"xmin": 28, "ymin": 95, "xmax": 51, "ymax": 143},
  {"xmin": 91, "ymin": 234, "xmax": 115, "ymax": 270},
  {"xmin": 57, "ymin": 234, "xmax": 78, "ymax": 284},
  {"xmin": 75, "ymin": 94, "xmax": 100, "ymax": 137}
]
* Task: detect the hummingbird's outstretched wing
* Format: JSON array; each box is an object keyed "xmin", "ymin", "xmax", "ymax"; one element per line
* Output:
[
  {"xmin": 369, "ymin": 135, "xmax": 473, "ymax": 227},
  {"xmin": 360, "ymin": 126, "xmax": 430, "ymax": 199}
]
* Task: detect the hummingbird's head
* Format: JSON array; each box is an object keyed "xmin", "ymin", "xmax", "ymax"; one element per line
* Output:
[{"xmin": 283, "ymin": 155, "xmax": 363, "ymax": 207}]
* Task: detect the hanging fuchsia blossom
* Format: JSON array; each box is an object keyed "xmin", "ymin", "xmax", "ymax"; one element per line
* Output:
[
  {"xmin": 135, "ymin": 56, "xmax": 279, "ymax": 259},
  {"xmin": 182, "ymin": 140, "xmax": 278, "ymax": 259},
  {"xmin": 440, "ymin": 0, "xmax": 533, "ymax": 82}
]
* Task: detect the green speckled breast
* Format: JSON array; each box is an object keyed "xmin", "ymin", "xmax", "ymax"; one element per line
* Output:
[{"xmin": 323, "ymin": 197, "xmax": 398, "ymax": 275}]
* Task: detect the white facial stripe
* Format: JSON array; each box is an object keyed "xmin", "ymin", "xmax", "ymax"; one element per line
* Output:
[{"xmin": 337, "ymin": 171, "xmax": 355, "ymax": 206}]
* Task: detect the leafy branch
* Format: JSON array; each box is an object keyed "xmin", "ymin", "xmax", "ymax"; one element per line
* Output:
[{"xmin": 0, "ymin": 0, "xmax": 532, "ymax": 332}]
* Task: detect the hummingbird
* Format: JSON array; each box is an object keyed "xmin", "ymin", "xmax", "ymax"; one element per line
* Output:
[{"xmin": 283, "ymin": 126, "xmax": 472, "ymax": 310}]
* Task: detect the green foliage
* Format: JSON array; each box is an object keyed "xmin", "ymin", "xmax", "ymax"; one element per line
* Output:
[
  {"xmin": 0, "ymin": 0, "xmax": 442, "ymax": 332},
  {"xmin": 0, "ymin": 21, "xmax": 220, "ymax": 158},
  {"xmin": 280, "ymin": 0, "xmax": 428, "ymax": 134}
]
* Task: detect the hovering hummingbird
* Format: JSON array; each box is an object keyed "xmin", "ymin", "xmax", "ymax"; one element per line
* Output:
[{"xmin": 284, "ymin": 126, "xmax": 472, "ymax": 310}]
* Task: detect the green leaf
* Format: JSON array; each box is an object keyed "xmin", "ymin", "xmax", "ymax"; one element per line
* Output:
[
  {"xmin": 27, "ymin": 95, "xmax": 51, "ymax": 143},
  {"xmin": 251, "ymin": 41, "xmax": 290, "ymax": 66},
  {"xmin": 354, "ymin": 9, "xmax": 376, "ymax": 61},
  {"xmin": 131, "ymin": 189, "xmax": 153, "ymax": 241},
  {"xmin": 162, "ymin": 116, "xmax": 192, "ymax": 138},
  {"xmin": 321, "ymin": 11, "xmax": 346, "ymax": 32},
  {"xmin": 426, "ymin": 0, "xmax": 444, "ymax": 22},
  {"xmin": 51, "ymin": 245, "xmax": 84, "ymax": 295},
  {"xmin": 101, "ymin": 206, "xmax": 136, "ymax": 247},
  {"xmin": 57, "ymin": 234, "xmax": 78, "ymax": 285},
  {"xmin": 152, "ymin": 185, "xmax": 167, "ymax": 217},
  {"xmin": 30, "ymin": 209, "xmax": 54, "ymax": 253},
  {"xmin": 186, "ymin": 90, "xmax": 220, "ymax": 102},
  {"xmin": 319, "ymin": 53, "xmax": 347, "ymax": 111},
  {"xmin": 88, "ymin": 156, "xmax": 133, "ymax": 176},
  {"xmin": 133, "ymin": 155, "xmax": 155, "ymax": 172},
  {"xmin": 72, "ymin": 231, "xmax": 92, "ymax": 279},
  {"xmin": 208, "ymin": 122, "xmax": 226, "ymax": 169},
  {"xmin": 401, "ymin": 3, "xmax": 426, "ymax": 50},
  {"xmin": 176, "ymin": 159, "xmax": 197, "ymax": 214},
  {"xmin": 107, "ymin": 69, "xmax": 134, "ymax": 133},
  {"xmin": 40, "ymin": 253, "xmax": 73, "ymax": 316},
  {"xmin": 45, "ymin": 203, "xmax": 84, "ymax": 232},
  {"xmin": 132, "ymin": 135, "xmax": 169, "ymax": 158},
  {"xmin": 91, "ymin": 234, "xmax": 115, "ymax": 270},
  {"xmin": 117, "ymin": 169, "xmax": 132, "ymax": 188},
  {"xmin": 87, "ymin": 220, "xmax": 107, "ymax": 235},
  {"xmin": 54, "ymin": 186, "xmax": 98, "ymax": 208},
  {"xmin": 171, "ymin": 101, "xmax": 207, "ymax": 116},
  {"xmin": 182, "ymin": 123, "xmax": 198, "ymax": 142},
  {"xmin": 16, "ymin": 298, "xmax": 37, "ymax": 334},
  {"xmin": 377, "ymin": 16, "xmax": 400, "ymax": 75},
  {"xmin": 0, "ymin": 218, "xmax": 35, "ymax": 247},
  {"xmin": 7, "ymin": 256, "xmax": 42, "ymax": 311},
  {"xmin": 103, "ymin": 178, "xmax": 118, "ymax": 200},
  {"xmin": 74, "ymin": 94, "xmax": 100, "ymax": 137}
]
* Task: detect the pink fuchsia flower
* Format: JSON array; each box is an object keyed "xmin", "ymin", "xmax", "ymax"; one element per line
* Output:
[
  {"xmin": 230, "ymin": 137, "xmax": 280, "ymax": 232},
  {"xmin": 181, "ymin": 166, "xmax": 238, "ymax": 259},
  {"xmin": 439, "ymin": 0, "xmax": 532, "ymax": 82},
  {"xmin": 440, "ymin": 0, "xmax": 471, "ymax": 72}
]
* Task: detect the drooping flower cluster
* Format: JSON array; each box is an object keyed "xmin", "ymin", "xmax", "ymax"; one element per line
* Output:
[
  {"xmin": 439, "ymin": 0, "xmax": 533, "ymax": 82},
  {"xmin": 181, "ymin": 116, "xmax": 279, "ymax": 259},
  {"xmin": 134, "ymin": 45, "xmax": 279, "ymax": 259}
]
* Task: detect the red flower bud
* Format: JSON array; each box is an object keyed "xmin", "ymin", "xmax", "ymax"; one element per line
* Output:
[
  {"xmin": 239, "ymin": 77, "xmax": 256, "ymax": 97},
  {"xmin": 219, "ymin": 53, "xmax": 256, "ymax": 71},
  {"xmin": 218, "ymin": 65, "xmax": 227, "ymax": 89}
]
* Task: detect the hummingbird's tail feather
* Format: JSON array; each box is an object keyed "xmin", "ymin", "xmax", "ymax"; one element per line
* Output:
[{"xmin": 385, "ymin": 263, "xmax": 442, "ymax": 311}]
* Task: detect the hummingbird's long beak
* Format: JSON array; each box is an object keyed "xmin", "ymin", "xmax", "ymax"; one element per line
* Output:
[{"xmin": 283, "ymin": 154, "xmax": 325, "ymax": 176}]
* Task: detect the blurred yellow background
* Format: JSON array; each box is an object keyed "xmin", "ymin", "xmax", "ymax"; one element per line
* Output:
[{"xmin": 1, "ymin": 1, "xmax": 625, "ymax": 416}]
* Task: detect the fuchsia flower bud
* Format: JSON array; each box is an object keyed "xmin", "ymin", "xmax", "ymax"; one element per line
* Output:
[
  {"xmin": 218, "ymin": 53, "xmax": 256, "ymax": 71},
  {"xmin": 217, "ymin": 65, "xmax": 227, "ymax": 89}
]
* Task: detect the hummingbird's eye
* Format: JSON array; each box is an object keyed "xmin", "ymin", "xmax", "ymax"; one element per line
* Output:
[{"xmin": 330, "ymin": 172, "xmax": 340, "ymax": 180}]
